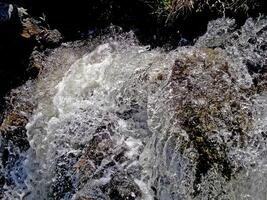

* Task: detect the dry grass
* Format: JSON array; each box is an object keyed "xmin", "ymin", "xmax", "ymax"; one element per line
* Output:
[{"xmin": 150, "ymin": 0, "xmax": 259, "ymax": 22}]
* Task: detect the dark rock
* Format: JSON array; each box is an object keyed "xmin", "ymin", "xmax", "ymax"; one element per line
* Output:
[
  {"xmin": 105, "ymin": 172, "xmax": 142, "ymax": 200},
  {"xmin": 0, "ymin": 3, "xmax": 62, "ymax": 111},
  {"xmin": 37, "ymin": 28, "xmax": 63, "ymax": 48},
  {"xmin": 49, "ymin": 153, "xmax": 78, "ymax": 200}
]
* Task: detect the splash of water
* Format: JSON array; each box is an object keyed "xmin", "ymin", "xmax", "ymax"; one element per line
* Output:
[{"xmin": 1, "ymin": 17, "xmax": 267, "ymax": 200}]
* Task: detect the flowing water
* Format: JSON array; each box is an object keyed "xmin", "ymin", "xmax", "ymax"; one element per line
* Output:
[{"xmin": 1, "ymin": 17, "xmax": 267, "ymax": 200}]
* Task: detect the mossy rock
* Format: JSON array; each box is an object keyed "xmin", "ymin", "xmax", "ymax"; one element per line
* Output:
[{"xmin": 164, "ymin": 48, "xmax": 254, "ymax": 194}]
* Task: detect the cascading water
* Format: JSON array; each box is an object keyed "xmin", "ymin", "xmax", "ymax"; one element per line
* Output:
[{"xmin": 0, "ymin": 17, "xmax": 267, "ymax": 200}]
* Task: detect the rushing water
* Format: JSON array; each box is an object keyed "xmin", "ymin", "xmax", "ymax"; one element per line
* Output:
[{"xmin": 1, "ymin": 17, "xmax": 267, "ymax": 200}]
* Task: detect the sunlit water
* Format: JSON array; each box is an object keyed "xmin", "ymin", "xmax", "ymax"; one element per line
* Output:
[{"xmin": 1, "ymin": 17, "xmax": 267, "ymax": 200}]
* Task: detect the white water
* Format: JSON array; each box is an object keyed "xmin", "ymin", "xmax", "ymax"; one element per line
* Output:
[
  {"xmin": 23, "ymin": 40, "xmax": 177, "ymax": 200},
  {"xmin": 1, "ymin": 17, "xmax": 267, "ymax": 200}
]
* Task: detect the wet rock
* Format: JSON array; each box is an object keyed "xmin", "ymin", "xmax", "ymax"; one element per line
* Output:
[
  {"xmin": 29, "ymin": 49, "xmax": 45, "ymax": 71},
  {"xmin": 196, "ymin": 17, "xmax": 267, "ymax": 93},
  {"xmin": 37, "ymin": 29, "xmax": 63, "ymax": 48},
  {"xmin": 73, "ymin": 187, "xmax": 109, "ymax": 200},
  {"xmin": 169, "ymin": 50, "xmax": 252, "ymax": 193},
  {"xmin": 72, "ymin": 171, "xmax": 142, "ymax": 200},
  {"xmin": 73, "ymin": 130, "xmax": 127, "ymax": 185},
  {"xmin": 105, "ymin": 172, "xmax": 142, "ymax": 200},
  {"xmin": 18, "ymin": 7, "xmax": 63, "ymax": 47},
  {"xmin": 48, "ymin": 121, "xmax": 140, "ymax": 200},
  {"xmin": 144, "ymin": 18, "xmax": 267, "ymax": 198},
  {"xmin": 49, "ymin": 153, "xmax": 78, "ymax": 200},
  {"xmin": 73, "ymin": 132, "xmax": 115, "ymax": 178},
  {"xmin": 0, "ymin": 3, "xmax": 63, "ymax": 110},
  {"xmin": 0, "ymin": 83, "xmax": 34, "ymax": 198},
  {"xmin": 19, "ymin": 9, "xmax": 41, "ymax": 39},
  {"xmin": 0, "ymin": 84, "xmax": 34, "ymax": 150}
]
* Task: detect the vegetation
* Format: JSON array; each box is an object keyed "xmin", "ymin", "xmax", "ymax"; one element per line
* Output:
[{"xmin": 150, "ymin": 0, "xmax": 262, "ymax": 22}]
